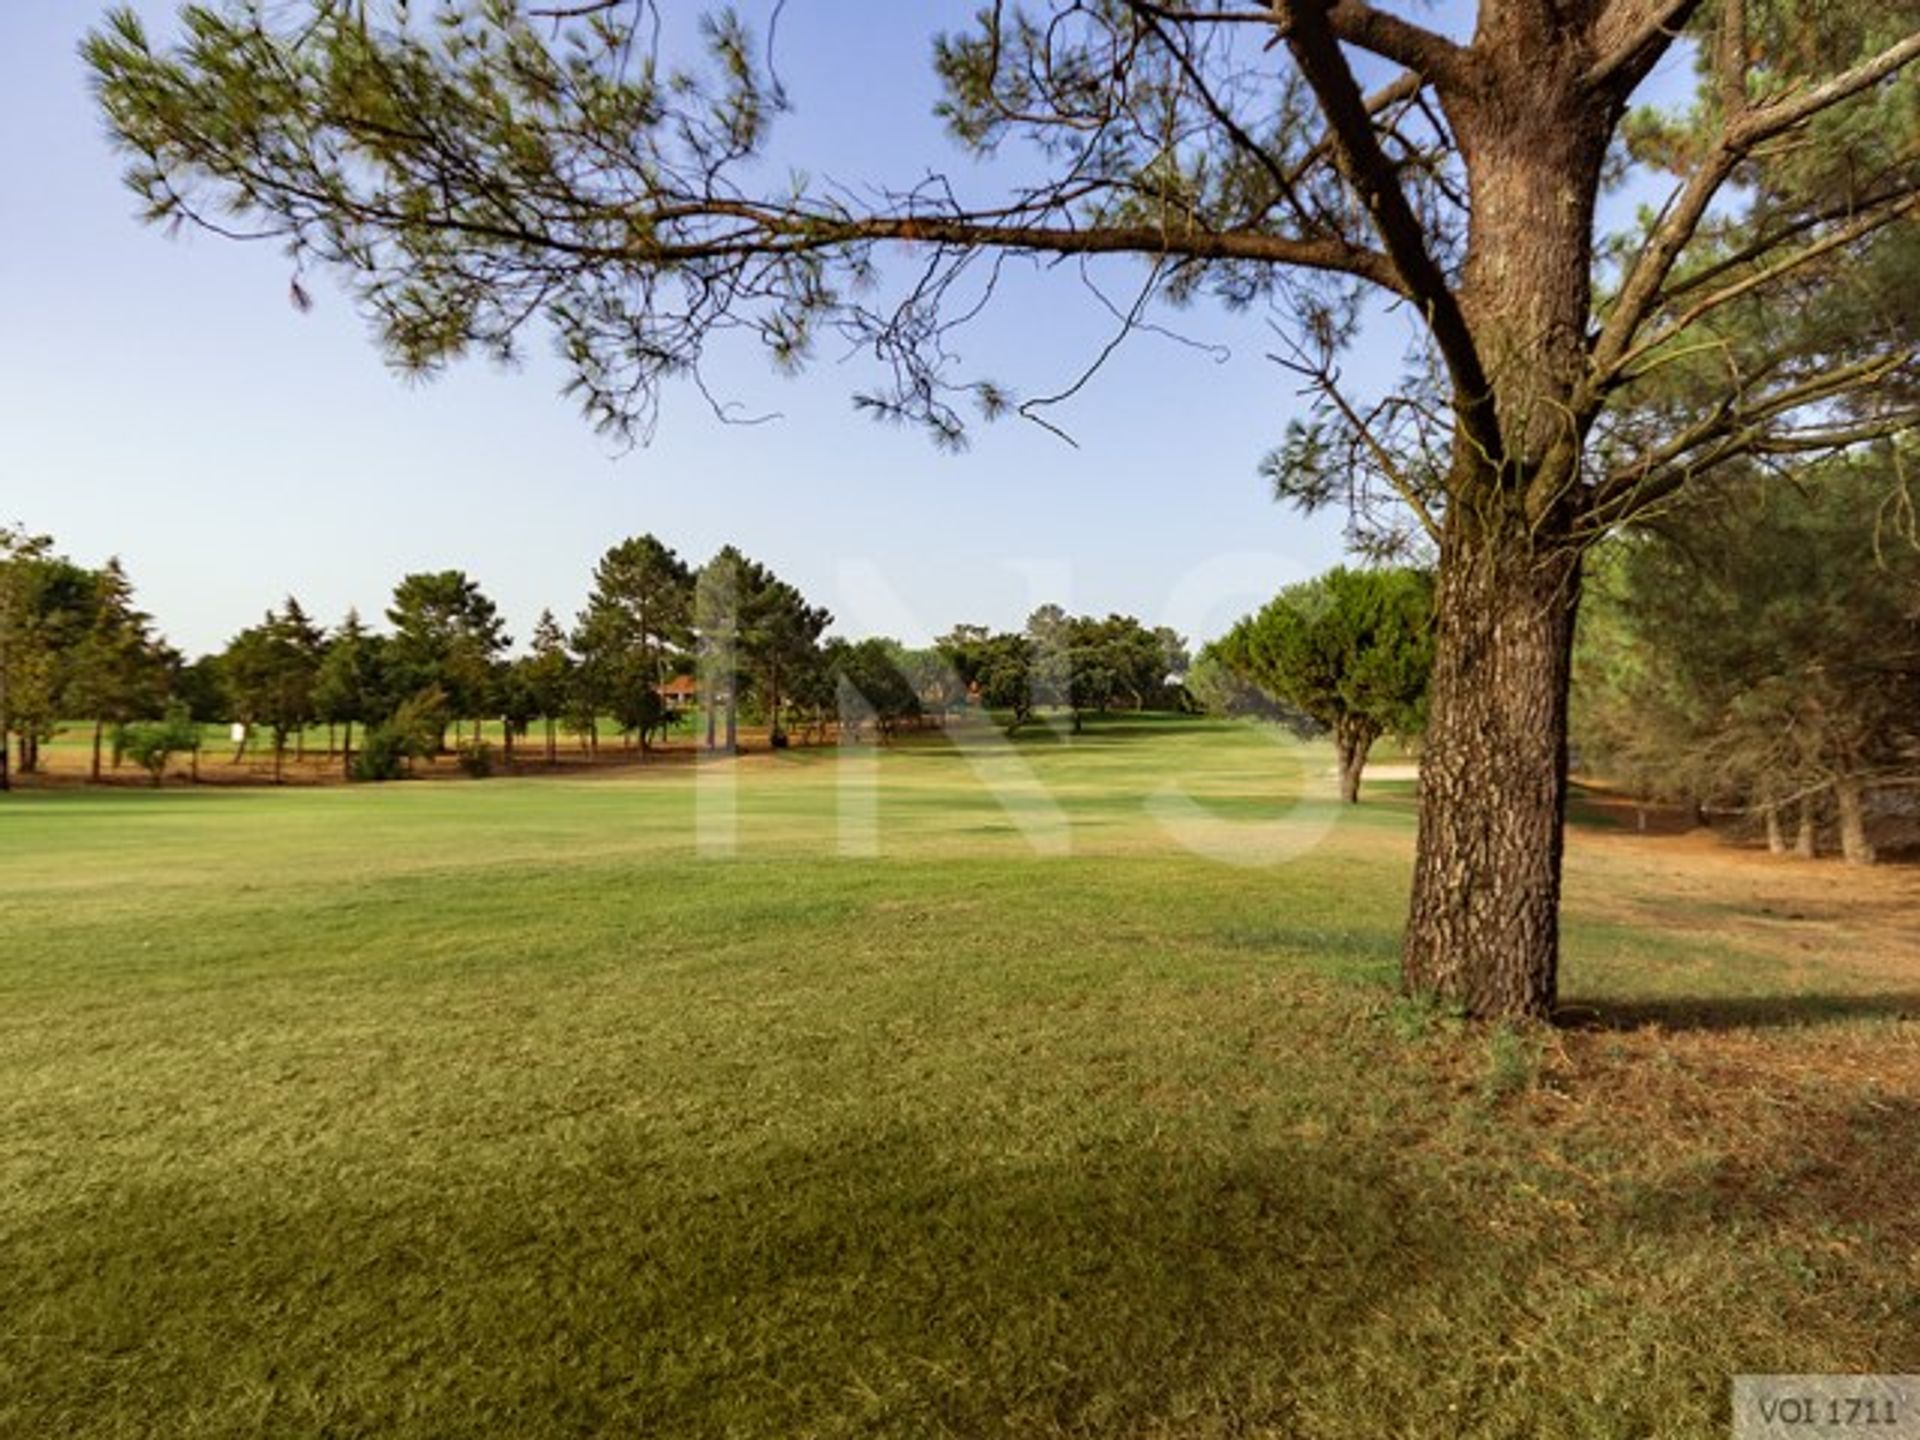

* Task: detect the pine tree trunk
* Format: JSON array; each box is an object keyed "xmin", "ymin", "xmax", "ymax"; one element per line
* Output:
[
  {"xmin": 546, "ymin": 717, "xmax": 556, "ymax": 766},
  {"xmin": 0, "ymin": 647, "xmax": 10, "ymax": 791},
  {"xmin": 725, "ymin": 688, "xmax": 738, "ymax": 752},
  {"xmin": 639, "ymin": 646, "xmax": 652, "ymax": 758},
  {"xmin": 1334, "ymin": 716, "xmax": 1376, "ymax": 806},
  {"xmin": 91, "ymin": 719, "xmax": 104, "ymax": 782},
  {"xmin": 1835, "ymin": 777, "xmax": 1876, "ymax": 866},
  {"xmin": 640, "ymin": 628, "xmax": 654, "ymax": 757},
  {"xmin": 1794, "ymin": 796, "xmax": 1819, "ymax": 859},
  {"xmin": 342, "ymin": 719, "xmax": 354, "ymax": 780},
  {"xmin": 1389, "ymin": 43, "xmax": 1620, "ymax": 1023},
  {"xmin": 1402, "ymin": 536, "xmax": 1581, "ymax": 1022}
]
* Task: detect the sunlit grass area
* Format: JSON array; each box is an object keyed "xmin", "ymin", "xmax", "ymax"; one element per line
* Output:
[{"xmin": 4, "ymin": 716, "xmax": 1916, "ymax": 1437}]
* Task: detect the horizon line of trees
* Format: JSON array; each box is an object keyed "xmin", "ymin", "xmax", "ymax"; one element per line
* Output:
[
  {"xmin": 0, "ymin": 526, "xmax": 1195, "ymax": 787},
  {"xmin": 14, "ymin": 502, "xmax": 1916, "ymax": 866}
]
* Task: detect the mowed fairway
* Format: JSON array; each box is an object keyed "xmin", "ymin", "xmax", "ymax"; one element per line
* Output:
[{"xmin": 3, "ymin": 716, "xmax": 1917, "ymax": 1438}]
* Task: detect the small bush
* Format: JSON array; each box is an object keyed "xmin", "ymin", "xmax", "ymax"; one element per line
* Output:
[
  {"xmin": 456, "ymin": 740, "xmax": 493, "ymax": 778},
  {"xmin": 118, "ymin": 707, "xmax": 201, "ymax": 786}
]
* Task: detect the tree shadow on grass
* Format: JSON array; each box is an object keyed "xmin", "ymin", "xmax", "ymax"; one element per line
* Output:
[
  {"xmin": 1559, "ymin": 991, "xmax": 1920, "ymax": 1032},
  {"xmin": 894, "ymin": 713, "xmax": 1253, "ymax": 755},
  {"xmin": 17, "ymin": 1087, "xmax": 1920, "ymax": 1437},
  {"xmin": 9, "ymin": 1127, "xmax": 1480, "ymax": 1439}
]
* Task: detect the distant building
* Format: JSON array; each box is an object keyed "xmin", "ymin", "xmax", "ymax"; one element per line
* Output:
[{"xmin": 656, "ymin": 674, "xmax": 699, "ymax": 714}]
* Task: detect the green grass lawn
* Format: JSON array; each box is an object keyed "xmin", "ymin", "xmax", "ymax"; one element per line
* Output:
[{"xmin": 3, "ymin": 716, "xmax": 1916, "ymax": 1438}]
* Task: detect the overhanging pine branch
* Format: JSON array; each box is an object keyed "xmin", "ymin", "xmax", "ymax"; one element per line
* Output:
[
  {"xmin": 1586, "ymin": 360, "xmax": 1920, "ymax": 529},
  {"xmin": 1586, "ymin": 0, "xmax": 1704, "ymax": 95},
  {"xmin": 1608, "ymin": 192, "xmax": 1920, "ymax": 385},
  {"xmin": 1278, "ymin": 0, "xmax": 1500, "ymax": 467},
  {"xmin": 1316, "ymin": 2, "xmax": 1470, "ymax": 89},
  {"xmin": 1591, "ymin": 24, "xmax": 1920, "ymax": 385}
]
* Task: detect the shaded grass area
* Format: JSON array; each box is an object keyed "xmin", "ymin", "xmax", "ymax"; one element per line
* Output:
[{"xmin": 3, "ymin": 716, "xmax": 1917, "ymax": 1437}]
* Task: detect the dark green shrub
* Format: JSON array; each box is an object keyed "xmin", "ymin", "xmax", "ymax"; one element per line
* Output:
[
  {"xmin": 351, "ymin": 725, "xmax": 407, "ymax": 781},
  {"xmin": 456, "ymin": 740, "xmax": 493, "ymax": 778}
]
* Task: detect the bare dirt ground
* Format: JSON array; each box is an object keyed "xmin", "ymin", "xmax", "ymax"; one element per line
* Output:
[
  {"xmin": 10, "ymin": 725, "xmax": 841, "ymax": 788},
  {"xmin": 1568, "ymin": 788, "xmax": 1920, "ymax": 990}
]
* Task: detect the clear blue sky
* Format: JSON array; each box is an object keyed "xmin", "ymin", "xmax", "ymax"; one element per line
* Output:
[{"xmin": 0, "ymin": 3, "xmax": 1689, "ymax": 657}]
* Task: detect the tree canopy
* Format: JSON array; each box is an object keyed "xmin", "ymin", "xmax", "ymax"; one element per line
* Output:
[
  {"xmin": 1575, "ymin": 458, "xmax": 1920, "ymax": 862},
  {"xmin": 1207, "ymin": 566, "xmax": 1432, "ymax": 802},
  {"xmin": 1, "ymin": 534, "xmax": 178, "ymax": 788}
]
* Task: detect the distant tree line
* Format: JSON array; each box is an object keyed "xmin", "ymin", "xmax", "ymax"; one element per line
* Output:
[
  {"xmin": 939, "ymin": 610, "xmax": 1192, "ymax": 736},
  {"xmin": 0, "ymin": 527, "xmax": 1194, "ymax": 787}
]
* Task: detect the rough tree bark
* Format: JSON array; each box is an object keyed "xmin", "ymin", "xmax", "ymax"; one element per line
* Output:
[
  {"xmin": 1403, "ymin": 532, "xmax": 1583, "ymax": 1017},
  {"xmin": 1764, "ymin": 805, "xmax": 1786, "ymax": 855}
]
